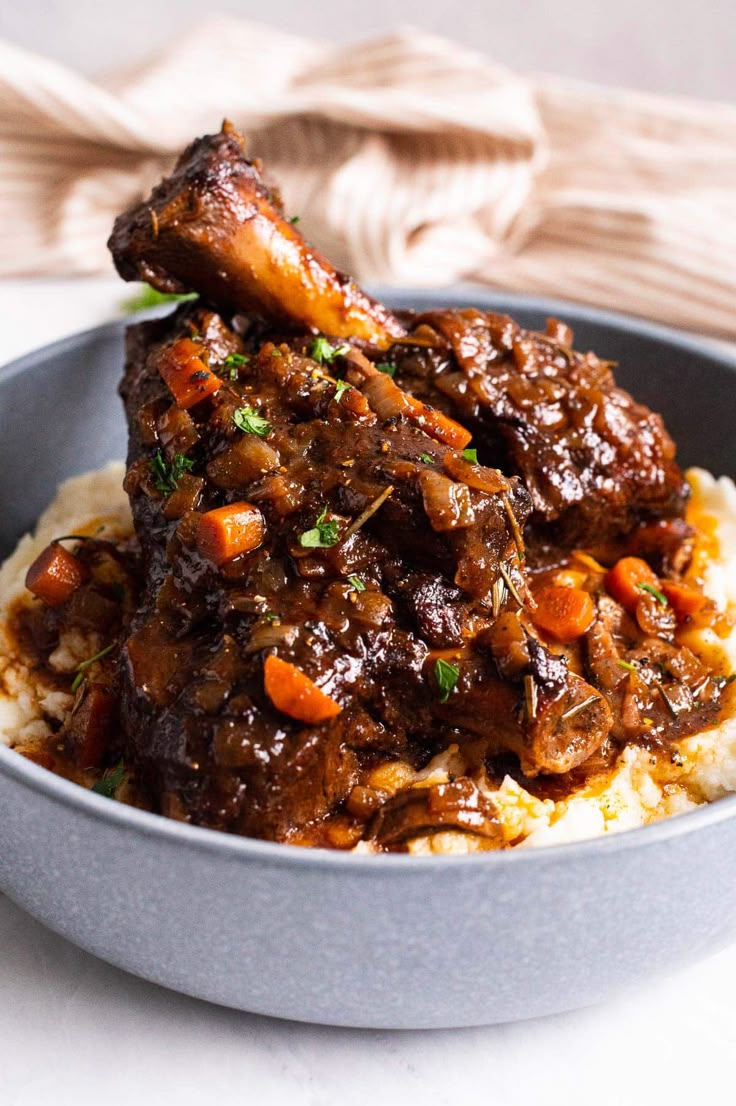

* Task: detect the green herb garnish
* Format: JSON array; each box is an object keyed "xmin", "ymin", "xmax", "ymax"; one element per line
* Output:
[
  {"xmin": 637, "ymin": 582, "xmax": 668, "ymax": 605},
  {"xmin": 418, "ymin": 453, "xmax": 433, "ymax": 464},
  {"xmin": 462, "ymin": 448, "xmax": 478, "ymax": 463},
  {"xmin": 122, "ymin": 284, "xmax": 197, "ymax": 314},
  {"xmin": 222, "ymin": 352, "xmax": 249, "ymax": 380},
  {"xmin": 289, "ymin": 215, "xmax": 300, "ymax": 225},
  {"xmin": 375, "ymin": 363, "xmax": 395, "ymax": 378},
  {"xmin": 299, "ymin": 508, "xmax": 341, "ymax": 549},
  {"xmin": 347, "ymin": 575, "xmax": 366, "ymax": 592},
  {"xmin": 309, "ymin": 336, "xmax": 350, "ymax": 364},
  {"xmin": 334, "ymin": 380, "xmax": 353, "ymax": 402},
  {"xmin": 151, "ymin": 451, "xmax": 195, "ymax": 495},
  {"xmin": 91, "ymin": 760, "xmax": 125, "ymax": 799},
  {"xmin": 434, "ymin": 658, "xmax": 459, "ymax": 703},
  {"xmin": 71, "ymin": 644, "xmax": 115, "ymax": 694},
  {"xmin": 233, "ymin": 406, "xmax": 272, "ymax": 438},
  {"xmin": 617, "ymin": 660, "xmax": 638, "ymax": 673}
]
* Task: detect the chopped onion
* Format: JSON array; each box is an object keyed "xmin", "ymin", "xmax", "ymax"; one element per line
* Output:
[
  {"xmin": 244, "ymin": 621, "xmax": 298, "ymax": 654},
  {"xmin": 443, "ymin": 452, "xmax": 508, "ymax": 495},
  {"xmin": 419, "ymin": 470, "xmax": 475, "ymax": 531}
]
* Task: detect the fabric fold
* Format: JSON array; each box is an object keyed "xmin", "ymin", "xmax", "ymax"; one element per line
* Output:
[{"xmin": 1, "ymin": 19, "xmax": 735, "ymax": 337}]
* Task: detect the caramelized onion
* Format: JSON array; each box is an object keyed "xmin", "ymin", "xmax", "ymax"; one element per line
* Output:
[
  {"xmin": 158, "ymin": 406, "xmax": 200, "ymax": 454},
  {"xmin": 635, "ymin": 591, "xmax": 677, "ymax": 638},
  {"xmin": 361, "ymin": 371, "xmax": 409, "ymax": 420},
  {"xmin": 348, "ymin": 590, "xmax": 393, "ymax": 628},
  {"xmin": 442, "ymin": 452, "xmax": 508, "ymax": 495},
  {"xmin": 419, "ymin": 470, "xmax": 475, "ymax": 531},
  {"xmin": 207, "ymin": 437, "xmax": 280, "ymax": 489},
  {"xmin": 163, "ymin": 474, "xmax": 204, "ymax": 519},
  {"xmin": 244, "ymin": 621, "xmax": 298, "ymax": 654}
]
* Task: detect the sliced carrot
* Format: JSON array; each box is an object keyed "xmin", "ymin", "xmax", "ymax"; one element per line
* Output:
[
  {"xmin": 196, "ymin": 502, "xmax": 264, "ymax": 565},
  {"xmin": 660, "ymin": 581, "xmax": 709, "ymax": 622},
  {"xmin": 532, "ymin": 585, "xmax": 596, "ymax": 642},
  {"xmin": 263, "ymin": 654, "xmax": 342, "ymax": 725},
  {"xmin": 605, "ymin": 556, "xmax": 661, "ymax": 614},
  {"xmin": 158, "ymin": 338, "xmax": 222, "ymax": 409},
  {"xmin": 405, "ymin": 396, "xmax": 473, "ymax": 450},
  {"xmin": 25, "ymin": 542, "xmax": 88, "ymax": 607}
]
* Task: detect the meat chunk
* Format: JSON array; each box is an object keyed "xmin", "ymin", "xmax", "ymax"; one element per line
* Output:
[
  {"xmin": 386, "ymin": 310, "xmax": 689, "ymax": 546},
  {"xmin": 116, "ymin": 303, "xmax": 612, "ymax": 837}
]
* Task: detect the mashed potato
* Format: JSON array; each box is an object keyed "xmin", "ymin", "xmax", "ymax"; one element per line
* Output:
[
  {"xmin": 0, "ymin": 464, "xmax": 130, "ymax": 754},
  {"xmin": 2, "ymin": 463, "xmax": 735, "ymax": 851}
]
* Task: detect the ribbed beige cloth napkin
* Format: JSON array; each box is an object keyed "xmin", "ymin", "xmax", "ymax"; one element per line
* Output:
[{"xmin": 3, "ymin": 19, "xmax": 736, "ymax": 337}]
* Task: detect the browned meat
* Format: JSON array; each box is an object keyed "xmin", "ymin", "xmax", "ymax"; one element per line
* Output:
[
  {"xmin": 109, "ymin": 126, "xmax": 687, "ymax": 549},
  {"xmin": 111, "ymin": 301, "xmax": 615, "ymax": 837},
  {"xmin": 109, "ymin": 123, "xmax": 404, "ymax": 349},
  {"xmin": 384, "ymin": 310, "xmax": 689, "ymax": 546}
]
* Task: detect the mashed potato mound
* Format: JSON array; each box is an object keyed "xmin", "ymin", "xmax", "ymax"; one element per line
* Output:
[
  {"xmin": 2, "ymin": 463, "xmax": 735, "ymax": 851},
  {"xmin": 0, "ymin": 464, "xmax": 131, "ymax": 753}
]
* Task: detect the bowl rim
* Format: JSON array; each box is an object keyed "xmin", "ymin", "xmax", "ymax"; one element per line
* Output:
[{"xmin": 2, "ymin": 289, "xmax": 736, "ymax": 874}]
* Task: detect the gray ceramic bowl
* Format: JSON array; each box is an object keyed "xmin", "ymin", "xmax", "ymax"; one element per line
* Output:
[{"xmin": 1, "ymin": 291, "xmax": 736, "ymax": 1030}]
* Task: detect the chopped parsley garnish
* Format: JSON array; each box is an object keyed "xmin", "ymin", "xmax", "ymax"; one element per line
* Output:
[
  {"xmin": 347, "ymin": 575, "xmax": 366, "ymax": 592},
  {"xmin": 334, "ymin": 379, "xmax": 353, "ymax": 402},
  {"xmin": 462, "ymin": 447, "xmax": 478, "ymax": 463},
  {"xmin": 91, "ymin": 760, "xmax": 126, "ymax": 799},
  {"xmin": 122, "ymin": 284, "xmax": 197, "ymax": 314},
  {"xmin": 375, "ymin": 363, "xmax": 396, "ymax": 378},
  {"xmin": 418, "ymin": 453, "xmax": 433, "ymax": 464},
  {"xmin": 222, "ymin": 352, "xmax": 249, "ymax": 380},
  {"xmin": 151, "ymin": 451, "xmax": 195, "ymax": 496},
  {"xmin": 714, "ymin": 674, "xmax": 736, "ymax": 687},
  {"xmin": 233, "ymin": 406, "xmax": 272, "ymax": 438},
  {"xmin": 637, "ymin": 582, "xmax": 668, "ymax": 605},
  {"xmin": 309, "ymin": 336, "xmax": 350, "ymax": 364},
  {"xmin": 71, "ymin": 643, "xmax": 115, "ymax": 694},
  {"xmin": 434, "ymin": 658, "xmax": 459, "ymax": 703},
  {"xmin": 299, "ymin": 508, "xmax": 341, "ymax": 548},
  {"xmin": 289, "ymin": 215, "xmax": 300, "ymax": 225}
]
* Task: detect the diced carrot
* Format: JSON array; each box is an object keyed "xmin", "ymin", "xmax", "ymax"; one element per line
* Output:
[
  {"xmin": 405, "ymin": 396, "xmax": 472, "ymax": 450},
  {"xmin": 532, "ymin": 585, "xmax": 596, "ymax": 642},
  {"xmin": 263, "ymin": 654, "xmax": 342, "ymax": 725},
  {"xmin": 25, "ymin": 542, "xmax": 88, "ymax": 607},
  {"xmin": 660, "ymin": 581, "xmax": 709, "ymax": 622},
  {"xmin": 605, "ymin": 556, "xmax": 661, "ymax": 614},
  {"xmin": 196, "ymin": 502, "xmax": 265, "ymax": 566},
  {"xmin": 158, "ymin": 338, "xmax": 222, "ymax": 409}
]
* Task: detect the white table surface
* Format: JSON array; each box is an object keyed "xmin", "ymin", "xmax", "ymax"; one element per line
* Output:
[{"xmin": 1, "ymin": 277, "xmax": 735, "ymax": 1105}]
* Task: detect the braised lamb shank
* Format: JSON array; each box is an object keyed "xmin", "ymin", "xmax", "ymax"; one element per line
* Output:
[{"xmin": 98, "ymin": 124, "xmax": 714, "ymax": 844}]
